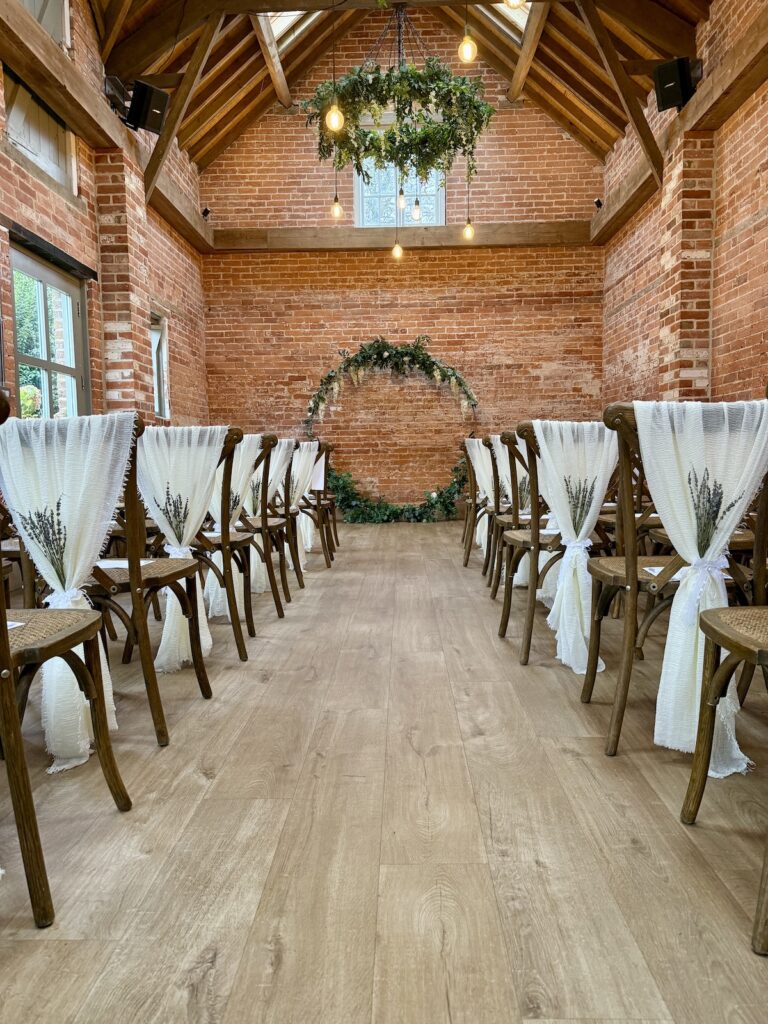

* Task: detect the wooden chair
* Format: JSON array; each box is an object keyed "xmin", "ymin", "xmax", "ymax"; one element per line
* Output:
[
  {"xmin": 192, "ymin": 429, "xmax": 263, "ymax": 661},
  {"xmin": 580, "ymin": 403, "xmax": 754, "ymax": 756},
  {"xmin": 85, "ymin": 421, "xmax": 219, "ymax": 747},
  {"xmin": 0, "ymin": 394, "xmax": 131, "ymax": 928},
  {"xmin": 490, "ymin": 431, "xmax": 530, "ymax": 599},
  {"xmin": 277, "ymin": 440, "xmax": 319, "ymax": 590},
  {"xmin": 300, "ymin": 441, "xmax": 337, "ymax": 569},
  {"xmin": 497, "ymin": 422, "xmax": 565, "ymax": 664},
  {"xmin": 461, "ymin": 439, "xmax": 492, "ymax": 569}
]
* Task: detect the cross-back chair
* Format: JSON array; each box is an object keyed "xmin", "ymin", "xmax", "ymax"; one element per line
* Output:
[
  {"xmin": 496, "ymin": 422, "xmax": 565, "ymax": 662},
  {"xmin": 85, "ymin": 422, "xmax": 230, "ymax": 746},
  {"xmin": 490, "ymin": 431, "xmax": 530, "ymax": 599},
  {"xmin": 0, "ymin": 393, "xmax": 131, "ymax": 928},
  {"xmin": 300, "ymin": 441, "xmax": 337, "ymax": 569}
]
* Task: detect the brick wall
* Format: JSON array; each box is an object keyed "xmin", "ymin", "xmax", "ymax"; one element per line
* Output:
[
  {"xmin": 204, "ymin": 246, "xmax": 604, "ymax": 501},
  {"xmin": 199, "ymin": 9, "xmax": 603, "ymax": 229},
  {"xmin": 601, "ymin": 0, "xmax": 768, "ymax": 403},
  {"xmin": 0, "ymin": 0, "xmax": 207, "ymax": 423}
]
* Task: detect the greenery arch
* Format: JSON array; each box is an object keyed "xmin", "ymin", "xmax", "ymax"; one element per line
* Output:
[{"xmin": 304, "ymin": 335, "xmax": 476, "ymax": 523}]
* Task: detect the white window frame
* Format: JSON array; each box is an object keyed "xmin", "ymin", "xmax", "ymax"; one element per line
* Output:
[{"xmin": 150, "ymin": 314, "xmax": 170, "ymax": 420}]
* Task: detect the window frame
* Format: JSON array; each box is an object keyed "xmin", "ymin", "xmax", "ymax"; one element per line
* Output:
[
  {"xmin": 10, "ymin": 246, "xmax": 90, "ymax": 419},
  {"xmin": 353, "ymin": 164, "xmax": 446, "ymax": 228},
  {"xmin": 3, "ymin": 68, "xmax": 77, "ymax": 194},
  {"xmin": 150, "ymin": 313, "xmax": 170, "ymax": 421}
]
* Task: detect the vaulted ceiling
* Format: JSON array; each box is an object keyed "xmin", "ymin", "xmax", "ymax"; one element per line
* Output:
[{"xmin": 95, "ymin": 0, "xmax": 712, "ymax": 176}]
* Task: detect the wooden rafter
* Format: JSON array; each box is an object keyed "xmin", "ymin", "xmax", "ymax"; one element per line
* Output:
[
  {"xmin": 144, "ymin": 15, "xmax": 223, "ymax": 199},
  {"xmin": 250, "ymin": 14, "xmax": 292, "ymax": 108},
  {"xmin": 594, "ymin": 0, "xmax": 697, "ymax": 58},
  {"xmin": 192, "ymin": 10, "xmax": 367, "ymax": 170},
  {"xmin": 576, "ymin": 0, "xmax": 664, "ymax": 184},
  {"xmin": 508, "ymin": 0, "xmax": 550, "ymax": 101},
  {"xmin": 101, "ymin": 0, "xmax": 134, "ymax": 63}
]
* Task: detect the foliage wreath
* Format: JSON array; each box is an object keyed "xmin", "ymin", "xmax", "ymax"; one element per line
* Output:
[
  {"xmin": 303, "ymin": 57, "xmax": 495, "ymax": 182},
  {"xmin": 304, "ymin": 335, "xmax": 477, "ymax": 524}
]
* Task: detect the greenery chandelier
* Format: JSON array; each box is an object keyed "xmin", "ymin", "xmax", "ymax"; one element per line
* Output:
[{"xmin": 303, "ymin": 5, "xmax": 494, "ymax": 187}]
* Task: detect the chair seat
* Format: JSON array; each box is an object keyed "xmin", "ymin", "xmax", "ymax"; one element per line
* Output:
[
  {"xmin": 649, "ymin": 526, "xmax": 755, "ymax": 553},
  {"xmin": 243, "ymin": 515, "xmax": 286, "ymax": 531},
  {"xmin": 194, "ymin": 531, "xmax": 253, "ymax": 548},
  {"xmin": 86, "ymin": 557, "xmax": 198, "ymax": 591},
  {"xmin": 7, "ymin": 608, "xmax": 101, "ymax": 666},
  {"xmin": 700, "ymin": 607, "xmax": 768, "ymax": 664},
  {"xmin": 588, "ymin": 555, "xmax": 681, "ymax": 588},
  {"xmin": 502, "ymin": 528, "xmax": 562, "ymax": 552}
]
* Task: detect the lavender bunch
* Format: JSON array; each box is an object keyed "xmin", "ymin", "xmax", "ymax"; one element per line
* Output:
[
  {"xmin": 19, "ymin": 498, "xmax": 67, "ymax": 587},
  {"xmin": 688, "ymin": 467, "xmax": 741, "ymax": 556},
  {"xmin": 518, "ymin": 474, "xmax": 531, "ymax": 513},
  {"xmin": 228, "ymin": 490, "xmax": 241, "ymax": 522},
  {"xmin": 155, "ymin": 483, "xmax": 190, "ymax": 543},
  {"xmin": 564, "ymin": 475, "xmax": 597, "ymax": 535},
  {"xmin": 250, "ymin": 478, "xmax": 262, "ymax": 512}
]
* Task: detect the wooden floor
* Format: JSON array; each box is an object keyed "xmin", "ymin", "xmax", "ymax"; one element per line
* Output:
[{"xmin": 1, "ymin": 522, "xmax": 768, "ymax": 1023}]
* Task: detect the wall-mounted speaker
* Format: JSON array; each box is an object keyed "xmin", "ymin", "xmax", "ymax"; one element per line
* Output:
[
  {"xmin": 653, "ymin": 58, "xmax": 702, "ymax": 113},
  {"xmin": 125, "ymin": 80, "xmax": 170, "ymax": 134}
]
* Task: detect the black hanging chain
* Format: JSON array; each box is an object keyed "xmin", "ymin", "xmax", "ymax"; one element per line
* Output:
[{"xmin": 363, "ymin": 5, "xmax": 428, "ymax": 70}]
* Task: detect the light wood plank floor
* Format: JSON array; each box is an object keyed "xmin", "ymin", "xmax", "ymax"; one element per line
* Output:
[{"xmin": 1, "ymin": 522, "xmax": 767, "ymax": 1023}]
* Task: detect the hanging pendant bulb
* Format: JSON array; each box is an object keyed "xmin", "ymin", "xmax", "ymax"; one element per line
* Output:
[
  {"xmin": 325, "ymin": 102, "xmax": 344, "ymax": 133},
  {"xmin": 331, "ymin": 194, "xmax": 343, "ymax": 219},
  {"xmin": 397, "ymin": 187, "xmax": 406, "ymax": 211},
  {"xmin": 504, "ymin": 0, "xmax": 527, "ymax": 9},
  {"xmin": 458, "ymin": 33, "xmax": 478, "ymax": 64},
  {"xmin": 411, "ymin": 198, "xmax": 422, "ymax": 222},
  {"xmin": 392, "ymin": 242, "xmax": 404, "ymax": 260},
  {"xmin": 463, "ymin": 218, "xmax": 475, "ymax": 241}
]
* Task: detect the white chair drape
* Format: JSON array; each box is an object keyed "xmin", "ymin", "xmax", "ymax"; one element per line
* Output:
[
  {"xmin": 204, "ymin": 433, "xmax": 263, "ymax": 620},
  {"xmin": 299, "ymin": 453, "xmax": 326, "ymax": 553},
  {"xmin": 244, "ymin": 438, "xmax": 295, "ymax": 594},
  {"xmin": 285, "ymin": 441, "xmax": 318, "ymax": 571},
  {"xmin": 137, "ymin": 425, "xmax": 229, "ymax": 672},
  {"xmin": 0, "ymin": 412, "xmax": 135, "ymax": 771},
  {"xmin": 490, "ymin": 435, "xmax": 513, "ymax": 505},
  {"xmin": 465, "ymin": 438, "xmax": 494, "ymax": 550},
  {"xmin": 635, "ymin": 400, "xmax": 768, "ymax": 777},
  {"xmin": 533, "ymin": 420, "xmax": 618, "ymax": 674}
]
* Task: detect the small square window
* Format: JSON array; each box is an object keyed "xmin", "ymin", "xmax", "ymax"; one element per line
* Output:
[
  {"xmin": 150, "ymin": 315, "xmax": 170, "ymax": 419},
  {"xmin": 354, "ymin": 159, "xmax": 445, "ymax": 228}
]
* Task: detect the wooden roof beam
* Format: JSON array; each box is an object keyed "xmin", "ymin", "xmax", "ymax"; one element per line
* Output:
[
  {"xmin": 250, "ymin": 14, "xmax": 292, "ymax": 108},
  {"xmin": 576, "ymin": 0, "xmax": 664, "ymax": 184},
  {"xmin": 508, "ymin": 0, "xmax": 550, "ymax": 101},
  {"xmin": 144, "ymin": 15, "xmax": 223, "ymax": 199},
  {"xmin": 594, "ymin": 0, "xmax": 697, "ymax": 58},
  {"xmin": 101, "ymin": 0, "xmax": 133, "ymax": 63}
]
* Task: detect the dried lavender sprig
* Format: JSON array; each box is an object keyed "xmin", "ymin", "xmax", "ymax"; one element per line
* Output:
[{"xmin": 19, "ymin": 497, "xmax": 67, "ymax": 587}]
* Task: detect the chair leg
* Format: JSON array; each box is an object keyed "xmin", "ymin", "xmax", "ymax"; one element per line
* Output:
[
  {"xmin": 150, "ymin": 592, "xmax": 162, "ymax": 622},
  {"xmin": 519, "ymin": 547, "xmax": 540, "ymax": 666},
  {"xmin": 83, "ymin": 636, "xmax": 131, "ymax": 812},
  {"xmin": 680, "ymin": 644, "xmax": 743, "ymax": 825},
  {"xmin": 317, "ymin": 512, "xmax": 333, "ymax": 569},
  {"xmin": 490, "ymin": 528, "xmax": 504, "ymax": 599},
  {"xmin": 498, "ymin": 544, "xmax": 516, "ymax": 638},
  {"xmin": 581, "ymin": 578, "xmax": 604, "ymax": 704},
  {"xmin": 287, "ymin": 520, "xmax": 304, "ymax": 589},
  {"xmin": 753, "ymin": 834, "xmax": 768, "ymax": 955},
  {"xmin": 0, "ymin": 670, "xmax": 54, "ymax": 928},
  {"xmin": 462, "ymin": 502, "xmax": 475, "ymax": 567},
  {"xmin": 222, "ymin": 549, "xmax": 248, "ymax": 663},
  {"xmin": 482, "ymin": 516, "xmax": 493, "ymax": 578},
  {"xmin": 605, "ymin": 585, "xmax": 639, "ymax": 756},
  {"xmin": 277, "ymin": 533, "xmax": 293, "ymax": 602},
  {"xmin": 242, "ymin": 546, "xmax": 256, "ymax": 638},
  {"xmin": 330, "ymin": 503, "xmax": 341, "ymax": 547},
  {"xmin": 186, "ymin": 575, "xmax": 212, "ymax": 700},
  {"xmin": 737, "ymin": 661, "xmax": 756, "ymax": 706},
  {"xmin": 131, "ymin": 589, "xmax": 169, "ymax": 747},
  {"xmin": 263, "ymin": 533, "xmax": 284, "ymax": 618}
]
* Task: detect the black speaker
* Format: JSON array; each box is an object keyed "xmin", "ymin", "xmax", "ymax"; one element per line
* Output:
[
  {"xmin": 125, "ymin": 80, "xmax": 170, "ymax": 134},
  {"xmin": 653, "ymin": 58, "xmax": 700, "ymax": 113}
]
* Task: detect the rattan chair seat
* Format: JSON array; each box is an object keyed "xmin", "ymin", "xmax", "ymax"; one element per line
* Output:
[
  {"xmin": 699, "ymin": 607, "xmax": 768, "ymax": 663},
  {"xmin": 86, "ymin": 557, "xmax": 197, "ymax": 589},
  {"xmin": 194, "ymin": 531, "xmax": 253, "ymax": 548},
  {"xmin": 588, "ymin": 555, "xmax": 681, "ymax": 588},
  {"xmin": 243, "ymin": 515, "xmax": 286, "ymax": 531},
  {"xmin": 1, "ymin": 537, "xmax": 21, "ymax": 555},
  {"xmin": 7, "ymin": 608, "xmax": 101, "ymax": 664}
]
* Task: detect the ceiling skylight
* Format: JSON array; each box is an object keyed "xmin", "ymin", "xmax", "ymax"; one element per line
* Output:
[{"xmin": 494, "ymin": 2, "xmax": 531, "ymax": 36}]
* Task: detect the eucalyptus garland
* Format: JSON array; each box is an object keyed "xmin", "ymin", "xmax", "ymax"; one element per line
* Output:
[
  {"xmin": 304, "ymin": 335, "xmax": 478, "ymax": 436},
  {"xmin": 328, "ymin": 461, "xmax": 467, "ymax": 524},
  {"xmin": 304, "ymin": 57, "xmax": 494, "ymax": 182}
]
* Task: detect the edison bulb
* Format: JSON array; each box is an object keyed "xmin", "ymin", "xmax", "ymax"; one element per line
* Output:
[
  {"xmin": 504, "ymin": 0, "xmax": 527, "ymax": 9},
  {"xmin": 392, "ymin": 242, "xmax": 404, "ymax": 260},
  {"xmin": 331, "ymin": 195, "xmax": 343, "ymax": 219},
  {"xmin": 325, "ymin": 103, "xmax": 344, "ymax": 132},
  {"xmin": 411, "ymin": 198, "xmax": 422, "ymax": 222},
  {"xmin": 463, "ymin": 219, "xmax": 475, "ymax": 241},
  {"xmin": 397, "ymin": 187, "xmax": 406, "ymax": 210},
  {"xmin": 458, "ymin": 34, "xmax": 478, "ymax": 64}
]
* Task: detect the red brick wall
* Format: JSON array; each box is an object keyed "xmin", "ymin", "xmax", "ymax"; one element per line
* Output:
[
  {"xmin": 199, "ymin": 9, "xmax": 602, "ymax": 229},
  {"xmin": 204, "ymin": 247, "xmax": 604, "ymax": 501},
  {"xmin": 601, "ymin": 0, "xmax": 768, "ymax": 404},
  {"xmin": 0, "ymin": 0, "xmax": 207, "ymax": 424},
  {"xmin": 710, "ymin": 81, "xmax": 768, "ymax": 400}
]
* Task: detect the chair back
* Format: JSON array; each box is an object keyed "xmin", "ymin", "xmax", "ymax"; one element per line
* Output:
[
  {"xmin": 500, "ymin": 431, "xmax": 530, "ymax": 527},
  {"xmin": 516, "ymin": 422, "xmax": 548, "ymax": 549},
  {"xmin": 483, "ymin": 437, "xmax": 502, "ymax": 516},
  {"xmin": 249, "ymin": 434, "xmax": 277, "ymax": 532}
]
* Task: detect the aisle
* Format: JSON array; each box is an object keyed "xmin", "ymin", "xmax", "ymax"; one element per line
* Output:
[{"xmin": 0, "ymin": 523, "xmax": 767, "ymax": 1023}]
